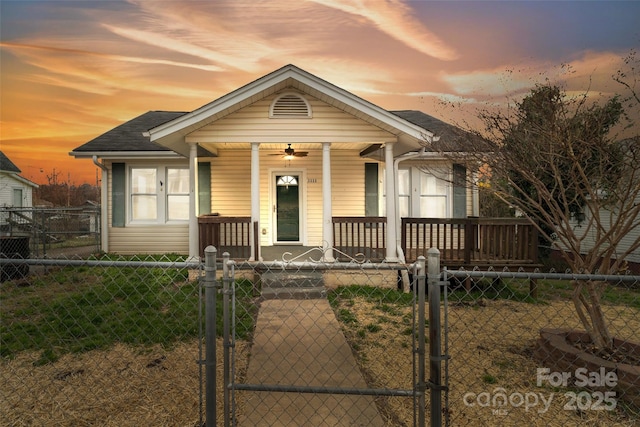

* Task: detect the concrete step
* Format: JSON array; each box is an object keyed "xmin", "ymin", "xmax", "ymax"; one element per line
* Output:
[{"xmin": 260, "ymin": 271, "xmax": 325, "ymax": 299}]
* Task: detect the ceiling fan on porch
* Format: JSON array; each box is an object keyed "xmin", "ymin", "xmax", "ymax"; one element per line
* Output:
[{"xmin": 270, "ymin": 144, "xmax": 308, "ymax": 159}]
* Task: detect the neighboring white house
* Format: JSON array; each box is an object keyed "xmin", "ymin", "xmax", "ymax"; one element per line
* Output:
[
  {"xmin": 71, "ymin": 65, "xmax": 480, "ymax": 260},
  {"xmin": 0, "ymin": 151, "xmax": 38, "ymax": 208},
  {"xmin": 567, "ymin": 192, "xmax": 640, "ymax": 272}
]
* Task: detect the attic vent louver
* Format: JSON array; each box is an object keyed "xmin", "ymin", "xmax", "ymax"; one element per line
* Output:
[{"xmin": 270, "ymin": 93, "xmax": 312, "ymax": 118}]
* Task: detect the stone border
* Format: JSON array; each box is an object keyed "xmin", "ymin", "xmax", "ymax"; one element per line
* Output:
[{"xmin": 534, "ymin": 328, "xmax": 640, "ymax": 407}]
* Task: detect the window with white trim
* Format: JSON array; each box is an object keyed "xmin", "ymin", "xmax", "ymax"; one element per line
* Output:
[
  {"xmin": 130, "ymin": 166, "xmax": 189, "ymax": 223},
  {"xmin": 383, "ymin": 166, "xmax": 451, "ymax": 218},
  {"xmin": 398, "ymin": 169, "xmax": 410, "ymax": 219},
  {"xmin": 12, "ymin": 188, "xmax": 23, "ymax": 207},
  {"xmin": 419, "ymin": 168, "xmax": 448, "ymax": 218},
  {"xmin": 166, "ymin": 168, "xmax": 189, "ymax": 220}
]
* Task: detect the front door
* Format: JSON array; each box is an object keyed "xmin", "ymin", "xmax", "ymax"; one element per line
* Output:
[{"xmin": 275, "ymin": 174, "xmax": 300, "ymax": 242}]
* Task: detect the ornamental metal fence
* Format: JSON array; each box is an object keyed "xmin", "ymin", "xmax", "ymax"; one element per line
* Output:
[{"xmin": 0, "ymin": 247, "xmax": 638, "ymax": 426}]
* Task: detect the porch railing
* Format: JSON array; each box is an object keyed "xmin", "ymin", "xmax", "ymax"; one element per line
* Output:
[
  {"xmin": 332, "ymin": 216, "xmax": 386, "ymax": 261},
  {"xmin": 402, "ymin": 217, "xmax": 539, "ymax": 265},
  {"xmin": 197, "ymin": 215, "xmax": 538, "ymax": 266},
  {"xmin": 198, "ymin": 215, "xmax": 258, "ymax": 260}
]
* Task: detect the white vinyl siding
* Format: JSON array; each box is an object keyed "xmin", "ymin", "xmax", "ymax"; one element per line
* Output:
[
  {"xmin": 186, "ymin": 94, "xmax": 395, "ymax": 144},
  {"xmin": 106, "ymin": 160, "xmax": 190, "ymax": 255},
  {"xmin": 109, "ymin": 225, "xmax": 188, "ymax": 254},
  {"xmin": 568, "ymin": 193, "xmax": 640, "ymax": 266},
  {"xmin": 0, "ymin": 174, "xmax": 35, "ymax": 208}
]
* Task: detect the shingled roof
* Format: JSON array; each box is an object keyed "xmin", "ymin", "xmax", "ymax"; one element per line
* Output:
[
  {"xmin": 72, "ymin": 111, "xmax": 187, "ymax": 153},
  {"xmin": 0, "ymin": 150, "xmax": 21, "ymax": 173},
  {"xmin": 391, "ymin": 110, "xmax": 478, "ymax": 151},
  {"xmin": 72, "ymin": 109, "xmax": 477, "ymax": 155}
]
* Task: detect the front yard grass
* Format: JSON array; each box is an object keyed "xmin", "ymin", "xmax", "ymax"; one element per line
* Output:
[{"xmin": 0, "ymin": 256, "xmax": 257, "ymax": 365}]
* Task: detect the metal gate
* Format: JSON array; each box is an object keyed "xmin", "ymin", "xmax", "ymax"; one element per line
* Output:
[{"xmin": 200, "ymin": 246, "xmax": 450, "ymax": 426}]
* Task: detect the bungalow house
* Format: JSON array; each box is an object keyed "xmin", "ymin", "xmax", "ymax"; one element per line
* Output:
[
  {"xmin": 70, "ymin": 65, "xmax": 481, "ymax": 262},
  {"xmin": 1, "ymin": 151, "xmax": 39, "ymax": 238},
  {"xmin": 0, "ymin": 151, "xmax": 39, "ymax": 210}
]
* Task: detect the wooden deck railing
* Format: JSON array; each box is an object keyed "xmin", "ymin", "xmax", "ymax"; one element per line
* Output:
[
  {"xmin": 401, "ymin": 217, "xmax": 539, "ymax": 265},
  {"xmin": 332, "ymin": 216, "xmax": 386, "ymax": 261},
  {"xmin": 198, "ymin": 215, "xmax": 258, "ymax": 260},
  {"xmin": 198, "ymin": 215, "xmax": 538, "ymax": 266}
]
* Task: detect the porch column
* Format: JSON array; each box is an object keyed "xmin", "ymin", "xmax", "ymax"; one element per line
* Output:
[
  {"xmin": 251, "ymin": 142, "xmax": 261, "ymax": 261},
  {"xmin": 322, "ymin": 142, "xmax": 334, "ymax": 261},
  {"xmin": 385, "ymin": 142, "xmax": 399, "ymax": 262},
  {"xmin": 188, "ymin": 142, "xmax": 199, "ymax": 260}
]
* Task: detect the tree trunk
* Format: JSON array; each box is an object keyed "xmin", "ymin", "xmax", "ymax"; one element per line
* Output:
[{"xmin": 571, "ymin": 280, "xmax": 613, "ymax": 350}]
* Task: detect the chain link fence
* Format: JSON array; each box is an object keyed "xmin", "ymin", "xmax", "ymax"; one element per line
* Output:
[
  {"xmin": 1, "ymin": 247, "xmax": 639, "ymax": 426},
  {"xmin": 0, "ymin": 207, "xmax": 101, "ymax": 258},
  {"xmin": 219, "ymin": 252, "xmax": 424, "ymax": 426},
  {"xmin": 441, "ymin": 266, "xmax": 640, "ymax": 426}
]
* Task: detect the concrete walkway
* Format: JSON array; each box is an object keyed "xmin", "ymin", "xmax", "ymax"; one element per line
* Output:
[{"xmin": 239, "ymin": 298, "xmax": 385, "ymax": 426}]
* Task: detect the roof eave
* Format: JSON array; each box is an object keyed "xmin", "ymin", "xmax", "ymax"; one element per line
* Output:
[
  {"xmin": 1, "ymin": 172, "xmax": 39, "ymax": 188},
  {"xmin": 70, "ymin": 151, "xmax": 184, "ymax": 159}
]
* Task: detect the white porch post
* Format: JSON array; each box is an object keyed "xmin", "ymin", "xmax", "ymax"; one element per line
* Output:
[
  {"xmin": 322, "ymin": 142, "xmax": 334, "ymax": 261},
  {"xmin": 251, "ymin": 142, "xmax": 261, "ymax": 261},
  {"xmin": 385, "ymin": 142, "xmax": 399, "ymax": 262},
  {"xmin": 188, "ymin": 142, "xmax": 199, "ymax": 260}
]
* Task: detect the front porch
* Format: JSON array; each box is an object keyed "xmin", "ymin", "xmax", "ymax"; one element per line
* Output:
[{"xmin": 198, "ymin": 215, "xmax": 540, "ymax": 268}]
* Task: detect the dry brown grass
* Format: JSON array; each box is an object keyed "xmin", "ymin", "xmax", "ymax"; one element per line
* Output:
[
  {"xmin": 2, "ymin": 297, "xmax": 638, "ymax": 426},
  {"xmin": 337, "ymin": 297, "xmax": 640, "ymax": 426},
  {"xmin": 1, "ymin": 339, "xmax": 249, "ymax": 427}
]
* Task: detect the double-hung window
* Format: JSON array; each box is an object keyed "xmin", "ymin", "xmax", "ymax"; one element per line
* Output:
[
  {"xmin": 130, "ymin": 166, "xmax": 189, "ymax": 223},
  {"xmin": 12, "ymin": 189, "xmax": 23, "ymax": 207},
  {"xmin": 166, "ymin": 168, "xmax": 189, "ymax": 221},
  {"xmin": 419, "ymin": 168, "xmax": 448, "ymax": 218},
  {"xmin": 383, "ymin": 166, "xmax": 451, "ymax": 218},
  {"xmin": 131, "ymin": 168, "xmax": 157, "ymax": 221}
]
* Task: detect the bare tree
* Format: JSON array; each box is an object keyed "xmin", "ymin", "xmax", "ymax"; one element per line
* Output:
[{"xmin": 435, "ymin": 54, "xmax": 640, "ymax": 350}]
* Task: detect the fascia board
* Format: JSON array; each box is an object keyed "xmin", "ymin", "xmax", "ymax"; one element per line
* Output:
[
  {"xmin": 69, "ymin": 151, "xmax": 184, "ymax": 159},
  {"xmin": 11, "ymin": 173, "xmax": 39, "ymax": 188}
]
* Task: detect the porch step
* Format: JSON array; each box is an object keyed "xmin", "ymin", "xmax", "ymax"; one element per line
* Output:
[{"xmin": 260, "ymin": 271, "xmax": 326, "ymax": 300}]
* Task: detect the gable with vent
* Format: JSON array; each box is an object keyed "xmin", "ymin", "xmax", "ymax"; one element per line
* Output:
[{"xmin": 269, "ymin": 93, "xmax": 312, "ymax": 118}]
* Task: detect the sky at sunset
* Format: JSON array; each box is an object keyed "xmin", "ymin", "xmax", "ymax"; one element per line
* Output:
[{"xmin": 1, "ymin": 0, "xmax": 639, "ymax": 185}]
